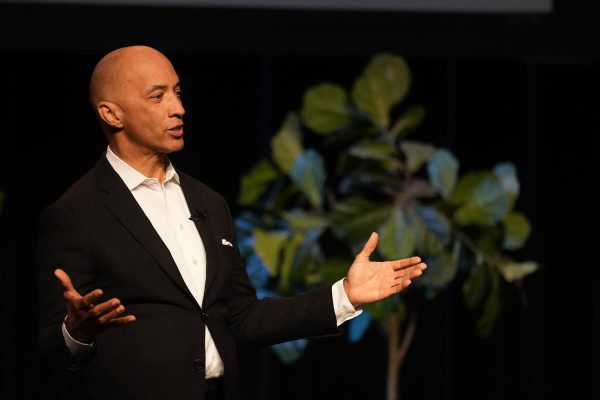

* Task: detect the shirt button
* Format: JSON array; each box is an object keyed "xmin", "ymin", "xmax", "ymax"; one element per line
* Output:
[
  {"xmin": 193, "ymin": 259, "xmax": 198, "ymax": 266},
  {"xmin": 179, "ymin": 224, "xmax": 184, "ymax": 230}
]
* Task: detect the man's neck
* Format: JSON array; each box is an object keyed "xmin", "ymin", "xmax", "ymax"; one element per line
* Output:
[{"xmin": 108, "ymin": 143, "xmax": 169, "ymax": 182}]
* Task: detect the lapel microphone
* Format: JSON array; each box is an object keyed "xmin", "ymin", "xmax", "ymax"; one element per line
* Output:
[{"xmin": 189, "ymin": 209, "xmax": 208, "ymax": 221}]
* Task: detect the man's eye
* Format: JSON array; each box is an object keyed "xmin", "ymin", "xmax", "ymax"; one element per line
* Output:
[
  {"xmin": 175, "ymin": 90, "xmax": 182, "ymax": 97},
  {"xmin": 151, "ymin": 93, "xmax": 163, "ymax": 101}
]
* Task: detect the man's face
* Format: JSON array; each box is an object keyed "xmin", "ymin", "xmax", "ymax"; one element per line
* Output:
[{"xmin": 115, "ymin": 52, "xmax": 185, "ymax": 155}]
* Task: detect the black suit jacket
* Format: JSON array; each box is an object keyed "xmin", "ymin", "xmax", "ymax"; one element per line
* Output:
[{"xmin": 35, "ymin": 155, "xmax": 339, "ymax": 400}]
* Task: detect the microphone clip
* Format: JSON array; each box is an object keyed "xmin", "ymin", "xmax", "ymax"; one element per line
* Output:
[{"xmin": 189, "ymin": 209, "xmax": 208, "ymax": 221}]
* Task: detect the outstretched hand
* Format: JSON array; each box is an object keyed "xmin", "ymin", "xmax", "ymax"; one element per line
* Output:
[
  {"xmin": 54, "ymin": 268, "xmax": 135, "ymax": 344},
  {"xmin": 344, "ymin": 232, "xmax": 427, "ymax": 308}
]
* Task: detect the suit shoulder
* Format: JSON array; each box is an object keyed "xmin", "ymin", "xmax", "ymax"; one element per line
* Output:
[
  {"xmin": 47, "ymin": 168, "xmax": 98, "ymax": 211},
  {"xmin": 60, "ymin": 169, "xmax": 97, "ymax": 201}
]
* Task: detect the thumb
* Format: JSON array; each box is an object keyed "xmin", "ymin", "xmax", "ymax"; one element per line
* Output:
[
  {"xmin": 54, "ymin": 268, "xmax": 76, "ymax": 293},
  {"xmin": 357, "ymin": 232, "xmax": 378, "ymax": 260}
]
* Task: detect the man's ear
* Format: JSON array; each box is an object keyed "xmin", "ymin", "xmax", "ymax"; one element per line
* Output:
[{"xmin": 97, "ymin": 101, "xmax": 124, "ymax": 129}]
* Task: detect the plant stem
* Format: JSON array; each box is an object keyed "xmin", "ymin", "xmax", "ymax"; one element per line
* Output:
[
  {"xmin": 385, "ymin": 312, "xmax": 418, "ymax": 400},
  {"xmin": 386, "ymin": 314, "xmax": 400, "ymax": 400},
  {"xmin": 451, "ymin": 224, "xmax": 499, "ymax": 271}
]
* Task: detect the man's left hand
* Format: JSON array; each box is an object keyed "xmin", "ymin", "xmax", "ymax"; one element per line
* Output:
[{"xmin": 344, "ymin": 232, "xmax": 427, "ymax": 308}]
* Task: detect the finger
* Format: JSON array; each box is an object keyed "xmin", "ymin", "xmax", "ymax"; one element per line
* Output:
[
  {"xmin": 54, "ymin": 268, "xmax": 76, "ymax": 293},
  {"xmin": 392, "ymin": 257, "xmax": 423, "ymax": 271},
  {"xmin": 391, "ymin": 279, "xmax": 411, "ymax": 293},
  {"xmin": 87, "ymin": 298, "xmax": 121, "ymax": 319},
  {"xmin": 403, "ymin": 262, "xmax": 427, "ymax": 273},
  {"xmin": 406, "ymin": 267, "xmax": 424, "ymax": 279},
  {"xmin": 80, "ymin": 289, "xmax": 105, "ymax": 309},
  {"xmin": 357, "ymin": 232, "xmax": 379, "ymax": 260},
  {"xmin": 408, "ymin": 267, "xmax": 425, "ymax": 279},
  {"xmin": 97, "ymin": 304, "xmax": 125, "ymax": 325},
  {"xmin": 394, "ymin": 263, "xmax": 425, "ymax": 280},
  {"xmin": 104, "ymin": 315, "xmax": 136, "ymax": 328}
]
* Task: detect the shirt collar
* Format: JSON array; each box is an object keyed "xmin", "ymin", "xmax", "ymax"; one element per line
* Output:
[{"xmin": 105, "ymin": 145, "xmax": 180, "ymax": 191}]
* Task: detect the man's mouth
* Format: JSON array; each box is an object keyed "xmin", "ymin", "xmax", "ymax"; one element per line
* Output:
[{"xmin": 167, "ymin": 124, "xmax": 184, "ymax": 136}]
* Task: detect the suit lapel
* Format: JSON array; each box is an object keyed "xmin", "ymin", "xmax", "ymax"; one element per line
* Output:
[
  {"xmin": 178, "ymin": 173, "xmax": 219, "ymax": 306},
  {"xmin": 94, "ymin": 157, "xmax": 197, "ymax": 306}
]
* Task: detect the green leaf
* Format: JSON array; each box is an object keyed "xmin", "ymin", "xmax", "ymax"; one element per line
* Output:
[
  {"xmin": 331, "ymin": 197, "xmax": 393, "ymax": 241},
  {"xmin": 419, "ymin": 241, "xmax": 460, "ymax": 289},
  {"xmin": 289, "ymin": 149, "xmax": 326, "ymax": 208},
  {"xmin": 352, "ymin": 53, "xmax": 411, "ymax": 128},
  {"xmin": 289, "ymin": 228, "xmax": 324, "ymax": 284},
  {"xmin": 400, "ymin": 140, "xmax": 436, "ymax": 173},
  {"xmin": 415, "ymin": 205, "xmax": 451, "ymax": 245},
  {"xmin": 449, "ymin": 171, "xmax": 487, "ymax": 205},
  {"xmin": 378, "ymin": 208, "xmax": 415, "ymax": 260},
  {"xmin": 321, "ymin": 257, "xmax": 353, "ymax": 285},
  {"xmin": 493, "ymin": 162, "xmax": 520, "ymax": 208},
  {"xmin": 411, "ymin": 214, "xmax": 435, "ymax": 255},
  {"xmin": 365, "ymin": 295, "xmax": 400, "ymax": 321},
  {"xmin": 282, "ymin": 209, "xmax": 329, "ymax": 232},
  {"xmin": 271, "ymin": 113, "xmax": 304, "ymax": 173},
  {"xmin": 346, "ymin": 140, "xmax": 403, "ymax": 172},
  {"xmin": 502, "ymin": 211, "xmax": 532, "ymax": 250},
  {"xmin": 348, "ymin": 140, "xmax": 394, "ymax": 161},
  {"xmin": 471, "ymin": 176, "xmax": 510, "ymax": 221},
  {"xmin": 303, "ymin": 267, "xmax": 322, "ymax": 286},
  {"xmin": 453, "ymin": 173, "xmax": 510, "ymax": 226},
  {"xmin": 498, "ymin": 261, "xmax": 539, "ymax": 282},
  {"xmin": 264, "ymin": 180, "xmax": 300, "ymax": 214},
  {"xmin": 252, "ymin": 229, "xmax": 288, "ymax": 276},
  {"xmin": 476, "ymin": 269, "xmax": 503, "ymax": 337},
  {"xmin": 234, "ymin": 211, "xmax": 264, "ymax": 258},
  {"xmin": 390, "ymin": 105, "xmax": 426, "ymax": 139},
  {"xmin": 338, "ymin": 171, "xmax": 404, "ymax": 195},
  {"xmin": 301, "ymin": 82, "xmax": 353, "ymax": 135},
  {"xmin": 238, "ymin": 159, "xmax": 280, "ymax": 206},
  {"xmin": 278, "ymin": 232, "xmax": 305, "ymax": 293},
  {"xmin": 463, "ymin": 263, "xmax": 489, "ymax": 311},
  {"xmin": 245, "ymin": 254, "xmax": 271, "ymax": 289},
  {"xmin": 411, "ymin": 205, "xmax": 452, "ymax": 255},
  {"xmin": 234, "ymin": 210, "xmax": 261, "ymax": 236},
  {"xmin": 427, "ymin": 149, "xmax": 459, "ymax": 199}
]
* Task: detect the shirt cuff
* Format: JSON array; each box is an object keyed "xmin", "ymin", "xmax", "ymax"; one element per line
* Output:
[
  {"xmin": 62, "ymin": 319, "xmax": 95, "ymax": 355},
  {"xmin": 331, "ymin": 278, "xmax": 362, "ymax": 326}
]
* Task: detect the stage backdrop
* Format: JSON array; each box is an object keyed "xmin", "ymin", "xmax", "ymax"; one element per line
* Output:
[{"xmin": 0, "ymin": 1, "xmax": 597, "ymax": 400}]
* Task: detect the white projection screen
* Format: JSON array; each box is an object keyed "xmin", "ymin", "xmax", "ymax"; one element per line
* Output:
[{"xmin": 6, "ymin": 0, "xmax": 553, "ymax": 13}]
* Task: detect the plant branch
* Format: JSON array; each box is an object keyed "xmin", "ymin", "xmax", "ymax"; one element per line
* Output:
[
  {"xmin": 385, "ymin": 314, "xmax": 400, "ymax": 400},
  {"xmin": 397, "ymin": 312, "xmax": 418, "ymax": 366},
  {"xmin": 384, "ymin": 311, "xmax": 419, "ymax": 400},
  {"xmin": 450, "ymin": 224, "xmax": 499, "ymax": 271}
]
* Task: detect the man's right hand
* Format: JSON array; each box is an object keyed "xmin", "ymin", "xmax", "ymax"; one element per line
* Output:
[{"xmin": 54, "ymin": 268, "xmax": 136, "ymax": 344}]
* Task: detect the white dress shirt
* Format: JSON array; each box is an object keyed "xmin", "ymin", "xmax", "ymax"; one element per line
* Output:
[{"xmin": 62, "ymin": 146, "xmax": 360, "ymax": 377}]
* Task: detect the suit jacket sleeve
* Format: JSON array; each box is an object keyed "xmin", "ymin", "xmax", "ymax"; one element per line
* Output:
[
  {"xmin": 215, "ymin": 195, "xmax": 340, "ymax": 347},
  {"xmin": 35, "ymin": 201, "xmax": 97, "ymax": 371}
]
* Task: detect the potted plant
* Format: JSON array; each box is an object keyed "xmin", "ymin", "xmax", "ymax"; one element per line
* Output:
[{"xmin": 235, "ymin": 53, "xmax": 538, "ymax": 400}]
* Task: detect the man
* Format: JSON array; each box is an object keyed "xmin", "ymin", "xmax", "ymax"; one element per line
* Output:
[{"xmin": 35, "ymin": 45, "xmax": 427, "ymax": 400}]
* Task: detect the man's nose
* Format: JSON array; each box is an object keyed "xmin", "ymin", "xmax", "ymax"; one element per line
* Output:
[{"xmin": 169, "ymin": 94, "xmax": 185, "ymax": 118}]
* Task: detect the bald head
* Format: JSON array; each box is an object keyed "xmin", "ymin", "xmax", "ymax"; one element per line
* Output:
[
  {"xmin": 87, "ymin": 44, "xmax": 186, "ymax": 176},
  {"xmin": 88, "ymin": 45, "xmax": 184, "ymax": 145},
  {"xmin": 89, "ymin": 45, "xmax": 173, "ymax": 108}
]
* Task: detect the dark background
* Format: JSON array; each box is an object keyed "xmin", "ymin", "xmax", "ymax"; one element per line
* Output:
[{"xmin": 0, "ymin": 1, "xmax": 598, "ymax": 399}]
